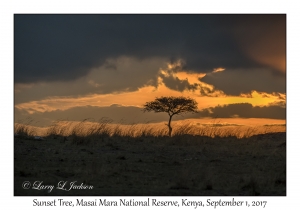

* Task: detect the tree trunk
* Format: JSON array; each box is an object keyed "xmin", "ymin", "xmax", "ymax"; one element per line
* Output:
[{"xmin": 167, "ymin": 115, "xmax": 173, "ymax": 137}]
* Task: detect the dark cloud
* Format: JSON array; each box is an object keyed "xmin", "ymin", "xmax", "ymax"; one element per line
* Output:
[
  {"xmin": 14, "ymin": 57, "xmax": 163, "ymax": 104},
  {"xmin": 159, "ymin": 74, "xmax": 198, "ymax": 92},
  {"xmin": 197, "ymin": 103, "xmax": 286, "ymax": 119},
  {"xmin": 15, "ymin": 14, "xmax": 285, "ymax": 84},
  {"xmin": 158, "ymin": 71, "xmax": 218, "ymax": 96},
  {"xmin": 14, "ymin": 105, "xmax": 169, "ymax": 126},
  {"xmin": 201, "ymin": 68, "xmax": 286, "ymax": 95}
]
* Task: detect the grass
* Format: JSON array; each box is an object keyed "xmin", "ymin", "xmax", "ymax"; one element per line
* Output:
[
  {"xmin": 14, "ymin": 123, "xmax": 37, "ymax": 138},
  {"xmin": 14, "ymin": 119, "xmax": 286, "ymax": 140}
]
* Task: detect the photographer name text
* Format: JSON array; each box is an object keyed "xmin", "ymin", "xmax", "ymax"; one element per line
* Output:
[{"xmin": 23, "ymin": 181, "xmax": 93, "ymax": 193}]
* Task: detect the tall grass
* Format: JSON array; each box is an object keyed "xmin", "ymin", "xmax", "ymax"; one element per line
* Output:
[
  {"xmin": 14, "ymin": 123, "xmax": 37, "ymax": 137},
  {"xmin": 14, "ymin": 118, "xmax": 40, "ymax": 137},
  {"xmin": 14, "ymin": 119, "xmax": 286, "ymax": 140}
]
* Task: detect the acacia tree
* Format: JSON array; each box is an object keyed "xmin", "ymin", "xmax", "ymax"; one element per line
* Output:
[{"xmin": 143, "ymin": 96, "xmax": 198, "ymax": 136}]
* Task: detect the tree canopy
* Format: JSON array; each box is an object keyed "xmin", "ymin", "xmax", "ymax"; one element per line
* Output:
[
  {"xmin": 143, "ymin": 96, "xmax": 198, "ymax": 136},
  {"xmin": 143, "ymin": 96, "xmax": 198, "ymax": 116}
]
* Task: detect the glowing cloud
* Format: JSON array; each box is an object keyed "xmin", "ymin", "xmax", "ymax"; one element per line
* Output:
[
  {"xmin": 213, "ymin": 68, "xmax": 225, "ymax": 73},
  {"xmin": 15, "ymin": 82, "xmax": 285, "ymax": 115},
  {"xmin": 14, "ymin": 58, "xmax": 285, "ymax": 120}
]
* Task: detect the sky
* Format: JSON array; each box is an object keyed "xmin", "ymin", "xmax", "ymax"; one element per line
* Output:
[{"xmin": 14, "ymin": 14, "xmax": 286, "ymax": 127}]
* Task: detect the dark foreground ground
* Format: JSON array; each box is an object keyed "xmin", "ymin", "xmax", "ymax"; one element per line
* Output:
[{"xmin": 14, "ymin": 133, "xmax": 286, "ymax": 196}]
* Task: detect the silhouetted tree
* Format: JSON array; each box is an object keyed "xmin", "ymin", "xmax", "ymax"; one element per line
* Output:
[{"xmin": 143, "ymin": 96, "xmax": 198, "ymax": 136}]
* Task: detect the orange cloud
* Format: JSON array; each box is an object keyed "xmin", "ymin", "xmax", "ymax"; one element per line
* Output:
[{"xmin": 15, "ymin": 81, "xmax": 285, "ymax": 114}]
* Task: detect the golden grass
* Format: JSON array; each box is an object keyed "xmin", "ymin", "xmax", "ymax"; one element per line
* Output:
[{"xmin": 14, "ymin": 119, "xmax": 286, "ymax": 139}]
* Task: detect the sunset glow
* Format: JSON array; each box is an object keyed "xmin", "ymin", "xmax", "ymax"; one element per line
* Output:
[
  {"xmin": 14, "ymin": 14, "xmax": 286, "ymax": 129},
  {"xmin": 15, "ymin": 75, "xmax": 285, "ymax": 114}
]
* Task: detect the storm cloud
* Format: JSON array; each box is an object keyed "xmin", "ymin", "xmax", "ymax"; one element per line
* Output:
[
  {"xmin": 198, "ymin": 103, "xmax": 286, "ymax": 119},
  {"xmin": 201, "ymin": 68, "xmax": 286, "ymax": 95},
  {"xmin": 15, "ymin": 14, "xmax": 285, "ymax": 85},
  {"xmin": 14, "ymin": 56, "xmax": 165, "ymax": 104}
]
